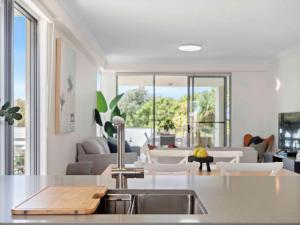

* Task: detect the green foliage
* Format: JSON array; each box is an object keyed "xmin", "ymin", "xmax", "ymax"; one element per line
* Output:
[
  {"xmin": 94, "ymin": 91, "xmax": 125, "ymax": 137},
  {"xmin": 15, "ymin": 99, "xmax": 25, "ymax": 127},
  {"xmin": 161, "ymin": 119, "xmax": 175, "ymax": 132},
  {"xmin": 118, "ymin": 88, "xmax": 151, "ymax": 128},
  {"xmin": 155, "ymin": 97, "xmax": 179, "ymax": 132},
  {"xmin": 109, "ymin": 93, "xmax": 124, "ymax": 110},
  {"xmin": 0, "ymin": 101, "xmax": 23, "ymax": 126},
  {"xmin": 97, "ymin": 91, "xmax": 108, "ymax": 113},
  {"xmin": 118, "ymin": 88, "xmax": 216, "ymax": 134},
  {"xmin": 104, "ymin": 121, "xmax": 116, "ymax": 137},
  {"xmin": 197, "ymin": 89, "xmax": 215, "ymax": 122},
  {"xmin": 1, "ymin": 101, "xmax": 10, "ymax": 110},
  {"xmin": 94, "ymin": 108, "xmax": 103, "ymax": 126},
  {"xmin": 110, "ymin": 106, "xmax": 121, "ymax": 121}
]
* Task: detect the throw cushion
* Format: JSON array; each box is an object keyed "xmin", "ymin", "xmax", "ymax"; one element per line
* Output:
[
  {"xmin": 248, "ymin": 136, "xmax": 264, "ymax": 146},
  {"xmin": 82, "ymin": 139, "xmax": 105, "ymax": 154},
  {"xmin": 250, "ymin": 140, "xmax": 268, "ymax": 162},
  {"xmin": 107, "ymin": 137, "xmax": 133, "ymax": 153},
  {"xmin": 96, "ymin": 137, "xmax": 111, "ymax": 154}
]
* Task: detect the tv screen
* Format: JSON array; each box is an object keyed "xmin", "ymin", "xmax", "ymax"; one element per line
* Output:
[{"xmin": 279, "ymin": 112, "xmax": 300, "ymax": 150}]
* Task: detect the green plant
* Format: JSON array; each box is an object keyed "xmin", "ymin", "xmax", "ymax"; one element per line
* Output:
[
  {"xmin": 94, "ymin": 91, "xmax": 126, "ymax": 137},
  {"xmin": 0, "ymin": 101, "xmax": 23, "ymax": 125},
  {"xmin": 161, "ymin": 119, "xmax": 175, "ymax": 132}
]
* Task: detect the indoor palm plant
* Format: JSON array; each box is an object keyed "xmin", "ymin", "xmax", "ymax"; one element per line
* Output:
[{"xmin": 94, "ymin": 91, "xmax": 126, "ymax": 137}]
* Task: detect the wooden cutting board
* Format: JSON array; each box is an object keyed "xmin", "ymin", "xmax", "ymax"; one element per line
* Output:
[{"xmin": 12, "ymin": 186, "xmax": 107, "ymax": 215}]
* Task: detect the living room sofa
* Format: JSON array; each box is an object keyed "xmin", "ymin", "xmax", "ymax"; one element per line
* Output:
[{"xmin": 76, "ymin": 138, "xmax": 138, "ymax": 174}]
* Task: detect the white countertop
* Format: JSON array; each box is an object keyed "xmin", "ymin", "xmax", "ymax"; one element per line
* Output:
[{"xmin": 0, "ymin": 175, "xmax": 299, "ymax": 224}]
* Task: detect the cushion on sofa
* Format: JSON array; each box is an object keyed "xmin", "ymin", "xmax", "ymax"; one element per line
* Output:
[
  {"xmin": 82, "ymin": 139, "xmax": 105, "ymax": 154},
  {"xmin": 250, "ymin": 140, "xmax": 267, "ymax": 162},
  {"xmin": 248, "ymin": 136, "xmax": 264, "ymax": 146},
  {"xmin": 96, "ymin": 137, "xmax": 111, "ymax": 154},
  {"xmin": 107, "ymin": 137, "xmax": 132, "ymax": 153}
]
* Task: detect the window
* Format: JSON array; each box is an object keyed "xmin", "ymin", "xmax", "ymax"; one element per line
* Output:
[
  {"xmin": 13, "ymin": 7, "xmax": 30, "ymax": 174},
  {"xmin": 188, "ymin": 76, "xmax": 230, "ymax": 147},
  {"xmin": 0, "ymin": 0, "xmax": 39, "ymax": 175},
  {"xmin": 117, "ymin": 73, "xmax": 231, "ymax": 148},
  {"xmin": 118, "ymin": 74, "xmax": 154, "ymax": 147}
]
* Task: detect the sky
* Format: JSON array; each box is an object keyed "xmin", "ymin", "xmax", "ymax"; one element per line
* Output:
[{"xmin": 14, "ymin": 15, "xmax": 26, "ymax": 100}]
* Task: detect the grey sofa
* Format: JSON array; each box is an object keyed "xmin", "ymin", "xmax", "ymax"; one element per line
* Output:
[{"xmin": 76, "ymin": 139, "xmax": 138, "ymax": 175}]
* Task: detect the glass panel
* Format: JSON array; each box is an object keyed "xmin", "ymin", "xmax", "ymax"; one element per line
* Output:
[
  {"xmin": 155, "ymin": 75, "xmax": 188, "ymax": 147},
  {"xmin": 13, "ymin": 8, "xmax": 30, "ymax": 175},
  {"xmin": 190, "ymin": 77, "xmax": 225, "ymax": 147},
  {"xmin": 118, "ymin": 75, "xmax": 154, "ymax": 147},
  {"xmin": 190, "ymin": 123, "xmax": 224, "ymax": 147}
]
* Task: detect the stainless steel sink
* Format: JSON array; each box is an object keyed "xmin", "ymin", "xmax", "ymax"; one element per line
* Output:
[{"xmin": 96, "ymin": 190, "xmax": 207, "ymax": 215}]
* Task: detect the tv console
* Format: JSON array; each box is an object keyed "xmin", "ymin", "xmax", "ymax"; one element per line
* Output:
[{"xmin": 273, "ymin": 150, "xmax": 300, "ymax": 174}]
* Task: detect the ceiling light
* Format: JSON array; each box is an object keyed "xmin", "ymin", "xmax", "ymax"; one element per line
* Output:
[{"xmin": 178, "ymin": 44, "xmax": 202, "ymax": 52}]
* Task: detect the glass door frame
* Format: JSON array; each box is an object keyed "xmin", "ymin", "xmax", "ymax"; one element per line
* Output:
[
  {"xmin": 0, "ymin": 0, "xmax": 39, "ymax": 175},
  {"xmin": 116, "ymin": 72, "xmax": 231, "ymax": 148},
  {"xmin": 187, "ymin": 74, "xmax": 231, "ymax": 147}
]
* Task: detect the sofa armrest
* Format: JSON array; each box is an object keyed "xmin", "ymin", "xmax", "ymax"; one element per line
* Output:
[
  {"xmin": 77, "ymin": 152, "xmax": 138, "ymax": 174},
  {"xmin": 66, "ymin": 161, "xmax": 94, "ymax": 175}
]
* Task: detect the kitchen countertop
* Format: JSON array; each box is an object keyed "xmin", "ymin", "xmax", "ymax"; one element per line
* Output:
[{"xmin": 0, "ymin": 174, "xmax": 299, "ymax": 224}]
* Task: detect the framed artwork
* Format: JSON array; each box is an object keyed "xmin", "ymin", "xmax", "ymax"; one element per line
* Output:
[{"xmin": 55, "ymin": 38, "xmax": 76, "ymax": 134}]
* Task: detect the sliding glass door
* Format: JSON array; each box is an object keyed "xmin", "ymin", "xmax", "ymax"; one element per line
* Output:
[
  {"xmin": 13, "ymin": 7, "xmax": 30, "ymax": 174},
  {"xmin": 155, "ymin": 75, "xmax": 188, "ymax": 147},
  {"xmin": 0, "ymin": 0, "xmax": 39, "ymax": 175},
  {"xmin": 117, "ymin": 73, "xmax": 231, "ymax": 149},
  {"xmin": 188, "ymin": 76, "xmax": 230, "ymax": 147}
]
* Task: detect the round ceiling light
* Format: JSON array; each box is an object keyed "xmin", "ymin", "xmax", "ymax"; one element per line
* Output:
[{"xmin": 178, "ymin": 44, "xmax": 202, "ymax": 52}]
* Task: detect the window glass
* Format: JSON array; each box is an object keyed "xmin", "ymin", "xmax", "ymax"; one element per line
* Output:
[
  {"xmin": 118, "ymin": 75, "xmax": 154, "ymax": 147},
  {"xmin": 13, "ymin": 8, "xmax": 30, "ymax": 174},
  {"xmin": 155, "ymin": 75, "xmax": 188, "ymax": 147}
]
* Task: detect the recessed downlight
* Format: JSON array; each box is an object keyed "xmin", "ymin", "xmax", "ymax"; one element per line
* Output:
[{"xmin": 178, "ymin": 44, "xmax": 202, "ymax": 52}]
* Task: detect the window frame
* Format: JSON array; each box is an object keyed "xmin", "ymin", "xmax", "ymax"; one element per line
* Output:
[
  {"xmin": 116, "ymin": 72, "xmax": 231, "ymax": 148},
  {"xmin": 0, "ymin": 0, "xmax": 39, "ymax": 175}
]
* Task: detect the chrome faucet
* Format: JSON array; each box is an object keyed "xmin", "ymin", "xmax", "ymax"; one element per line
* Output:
[
  {"xmin": 112, "ymin": 116, "xmax": 126, "ymax": 169},
  {"xmin": 111, "ymin": 116, "xmax": 144, "ymax": 188}
]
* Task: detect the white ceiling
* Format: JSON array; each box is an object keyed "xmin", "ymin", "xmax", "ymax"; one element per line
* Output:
[{"xmin": 59, "ymin": 0, "xmax": 300, "ymax": 65}]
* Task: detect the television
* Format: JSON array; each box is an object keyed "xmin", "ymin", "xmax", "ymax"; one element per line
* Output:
[{"xmin": 278, "ymin": 112, "xmax": 300, "ymax": 151}]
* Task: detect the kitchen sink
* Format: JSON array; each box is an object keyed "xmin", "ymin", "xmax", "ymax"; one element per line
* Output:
[{"xmin": 95, "ymin": 190, "xmax": 207, "ymax": 215}]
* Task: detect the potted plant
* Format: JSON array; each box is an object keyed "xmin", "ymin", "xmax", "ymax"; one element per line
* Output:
[
  {"xmin": 94, "ymin": 91, "xmax": 126, "ymax": 138},
  {"xmin": 162, "ymin": 119, "xmax": 175, "ymax": 134},
  {"xmin": 0, "ymin": 101, "xmax": 23, "ymax": 125},
  {"xmin": 157, "ymin": 119, "xmax": 175, "ymax": 135}
]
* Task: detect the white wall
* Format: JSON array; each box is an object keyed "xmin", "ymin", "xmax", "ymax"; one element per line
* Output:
[
  {"xmin": 47, "ymin": 28, "xmax": 97, "ymax": 175},
  {"xmin": 270, "ymin": 44, "xmax": 300, "ymax": 150},
  {"xmin": 231, "ymin": 71, "xmax": 275, "ymax": 146},
  {"xmin": 100, "ymin": 70, "xmax": 116, "ymax": 122},
  {"xmin": 102, "ymin": 63, "xmax": 275, "ymax": 147}
]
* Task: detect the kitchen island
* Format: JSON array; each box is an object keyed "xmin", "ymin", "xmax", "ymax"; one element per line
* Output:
[{"xmin": 0, "ymin": 174, "xmax": 299, "ymax": 224}]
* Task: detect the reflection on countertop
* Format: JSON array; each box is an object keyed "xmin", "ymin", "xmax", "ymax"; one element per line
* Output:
[{"xmin": 0, "ymin": 174, "xmax": 299, "ymax": 224}]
